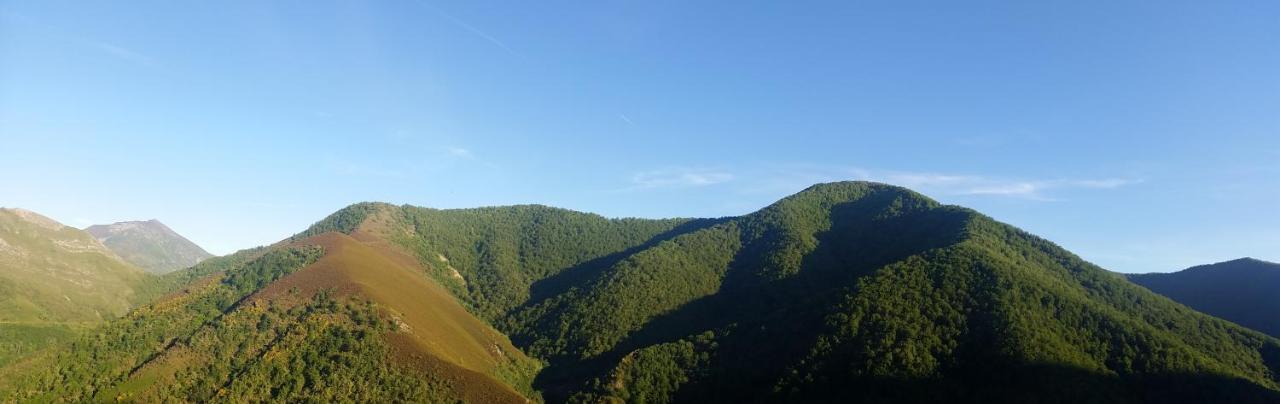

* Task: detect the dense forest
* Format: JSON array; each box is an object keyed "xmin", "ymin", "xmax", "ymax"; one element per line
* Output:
[
  {"xmin": 1129, "ymin": 258, "xmax": 1280, "ymax": 338},
  {"xmin": 3, "ymin": 182, "xmax": 1280, "ymax": 402}
]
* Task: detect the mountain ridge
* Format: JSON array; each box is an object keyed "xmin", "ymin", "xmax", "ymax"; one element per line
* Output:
[
  {"xmin": 86, "ymin": 219, "xmax": 214, "ymax": 274},
  {"xmin": 1129, "ymin": 258, "xmax": 1280, "ymax": 338},
  {"xmin": 0, "ymin": 208, "xmax": 155, "ymax": 366},
  {"xmin": 5, "ymin": 182, "xmax": 1280, "ymax": 402}
]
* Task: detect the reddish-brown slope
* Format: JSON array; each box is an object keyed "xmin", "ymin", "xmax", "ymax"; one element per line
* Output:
[{"xmin": 252, "ymin": 232, "xmax": 532, "ymax": 402}]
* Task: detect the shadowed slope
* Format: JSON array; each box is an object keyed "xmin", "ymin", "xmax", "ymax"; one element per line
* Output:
[{"xmin": 1130, "ymin": 258, "xmax": 1280, "ymax": 338}]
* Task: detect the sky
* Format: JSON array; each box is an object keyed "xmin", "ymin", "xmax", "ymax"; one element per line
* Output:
[{"xmin": 1, "ymin": 1, "xmax": 1276, "ymax": 273}]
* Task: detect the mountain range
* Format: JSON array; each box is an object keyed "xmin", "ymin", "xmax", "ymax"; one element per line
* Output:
[
  {"xmin": 2, "ymin": 182, "xmax": 1279, "ymax": 402},
  {"xmin": 1129, "ymin": 258, "xmax": 1280, "ymax": 338},
  {"xmin": 0, "ymin": 209, "xmax": 216, "ymax": 367},
  {"xmin": 0, "ymin": 208, "xmax": 150, "ymax": 366}
]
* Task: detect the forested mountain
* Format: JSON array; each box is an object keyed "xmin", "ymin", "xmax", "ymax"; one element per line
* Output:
[
  {"xmin": 86, "ymin": 220, "xmax": 213, "ymax": 274},
  {"xmin": 4, "ymin": 182, "xmax": 1280, "ymax": 402},
  {"xmin": 1129, "ymin": 258, "xmax": 1280, "ymax": 338}
]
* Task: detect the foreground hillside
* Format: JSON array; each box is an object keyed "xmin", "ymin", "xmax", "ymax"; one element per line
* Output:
[
  {"xmin": 0, "ymin": 208, "xmax": 159, "ymax": 366},
  {"xmin": 86, "ymin": 220, "xmax": 214, "ymax": 274},
  {"xmin": 0, "ymin": 226, "xmax": 545, "ymax": 401},
  {"xmin": 4, "ymin": 182, "xmax": 1280, "ymax": 402},
  {"xmin": 1130, "ymin": 258, "xmax": 1280, "ymax": 338}
]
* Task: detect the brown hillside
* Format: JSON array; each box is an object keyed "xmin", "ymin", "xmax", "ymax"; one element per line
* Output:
[{"xmin": 253, "ymin": 232, "xmax": 533, "ymax": 402}]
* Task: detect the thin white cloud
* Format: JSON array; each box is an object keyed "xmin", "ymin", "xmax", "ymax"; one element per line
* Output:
[
  {"xmin": 0, "ymin": 12, "xmax": 160, "ymax": 68},
  {"xmin": 625, "ymin": 168, "xmax": 734, "ymax": 191},
  {"xmin": 1067, "ymin": 178, "xmax": 1134, "ymax": 189},
  {"xmin": 417, "ymin": 2, "xmax": 516, "ymax": 55},
  {"xmin": 444, "ymin": 146, "xmax": 501, "ymax": 169},
  {"xmin": 878, "ymin": 171, "xmax": 1139, "ymax": 200},
  {"xmin": 618, "ymin": 114, "xmax": 636, "ymax": 125},
  {"xmin": 962, "ymin": 182, "xmax": 1042, "ymax": 197},
  {"xmin": 447, "ymin": 147, "xmax": 474, "ymax": 158},
  {"xmin": 734, "ymin": 164, "xmax": 1138, "ymax": 201},
  {"xmin": 91, "ymin": 41, "xmax": 159, "ymax": 68}
]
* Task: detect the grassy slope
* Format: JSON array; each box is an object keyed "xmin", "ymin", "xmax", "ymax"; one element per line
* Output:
[
  {"xmin": 0, "ymin": 209, "xmax": 161, "ymax": 366},
  {"xmin": 0, "ymin": 246, "xmax": 323, "ymax": 401},
  {"xmin": 0, "ymin": 222, "xmax": 542, "ymax": 403},
  {"xmin": 253, "ymin": 231, "xmax": 540, "ymax": 402},
  {"xmin": 0, "ymin": 209, "xmax": 150, "ymax": 322}
]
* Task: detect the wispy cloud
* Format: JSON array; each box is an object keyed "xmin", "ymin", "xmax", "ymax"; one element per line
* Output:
[
  {"xmin": 863, "ymin": 171, "xmax": 1140, "ymax": 201},
  {"xmin": 417, "ymin": 2, "xmax": 516, "ymax": 55},
  {"xmin": 444, "ymin": 146, "xmax": 501, "ymax": 169},
  {"xmin": 4, "ymin": 12, "xmax": 162, "ymax": 69},
  {"xmin": 618, "ymin": 114, "xmax": 636, "ymax": 125},
  {"xmin": 716, "ymin": 163, "xmax": 1139, "ymax": 201},
  {"xmin": 624, "ymin": 167, "xmax": 734, "ymax": 191},
  {"xmin": 447, "ymin": 147, "xmax": 474, "ymax": 158},
  {"xmin": 90, "ymin": 41, "xmax": 159, "ymax": 67}
]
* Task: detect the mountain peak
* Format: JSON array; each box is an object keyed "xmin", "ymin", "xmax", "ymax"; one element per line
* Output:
[
  {"xmin": 85, "ymin": 219, "xmax": 213, "ymax": 274},
  {"xmin": 1227, "ymin": 257, "xmax": 1273, "ymax": 265}
]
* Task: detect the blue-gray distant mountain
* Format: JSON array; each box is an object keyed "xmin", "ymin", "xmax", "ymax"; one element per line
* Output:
[
  {"xmin": 1129, "ymin": 258, "xmax": 1280, "ymax": 338},
  {"xmin": 85, "ymin": 220, "xmax": 213, "ymax": 274}
]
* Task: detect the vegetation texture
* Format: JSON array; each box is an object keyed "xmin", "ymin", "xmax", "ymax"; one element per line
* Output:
[
  {"xmin": 5, "ymin": 182, "xmax": 1280, "ymax": 403},
  {"xmin": 1129, "ymin": 258, "xmax": 1280, "ymax": 338}
]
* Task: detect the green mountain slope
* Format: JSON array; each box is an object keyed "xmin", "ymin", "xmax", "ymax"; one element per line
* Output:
[
  {"xmin": 0, "ymin": 208, "xmax": 162, "ymax": 365},
  {"xmin": 1129, "ymin": 258, "xmax": 1280, "ymax": 338},
  {"xmin": 5, "ymin": 182, "xmax": 1280, "ymax": 402},
  {"xmin": 0, "ymin": 208, "xmax": 150, "ymax": 323},
  {"xmin": 86, "ymin": 219, "xmax": 214, "ymax": 274},
  {"xmin": 0, "ymin": 217, "xmax": 558, "ymax": 402}
]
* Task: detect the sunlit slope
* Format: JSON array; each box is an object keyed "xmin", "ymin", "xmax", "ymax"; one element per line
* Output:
[
  {"xmin": 0, "ymin": 229, "xmax": 541, "ymax": 402},
  {"xmin": 0, "ymin": 208, "xmax": 148, "ymax": 322},
  {"xmin": 297, "ymin": 202, "xmax": 700, "ymax": 325},
  {"xmin": 253, "ymin": 231, "xmax": 539, "ymax": 401},
  {"xmin": 332, "ymin": 182, "xmax": 1280, "ymax": 402},
  {"xmin": 8, "ymin": 182, "xmax": 1280, "ymax": 402},
  {"xmin": 0, "ymin": 208, "xmax": 155, "ymax": 366}
]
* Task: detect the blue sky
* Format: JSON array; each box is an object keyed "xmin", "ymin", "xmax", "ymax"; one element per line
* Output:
[{"xmin": 1, "ymin": 1, "xmax": 1276, "ymax": 273}]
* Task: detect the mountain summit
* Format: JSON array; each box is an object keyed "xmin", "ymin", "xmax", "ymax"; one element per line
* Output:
[
  {"xmin": 85, "ymin": 219, "xmax": 213, "ymax": 274},
  {"xmin": 5, "ymin": 182, "xmax": 1280, "ymax": 402}
]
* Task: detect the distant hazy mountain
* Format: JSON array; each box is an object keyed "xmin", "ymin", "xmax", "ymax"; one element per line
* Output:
[
  {"xmin": 5, "ymin": 183, "xmax": 1280, "ymax": 402},
  {"xmin": 85, "ymin": 220, "xmax": 213, "ymax": 274},
  {"xmin": 1129, "ymin": 258, "xmax": 1280, "ymax": 337}
]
